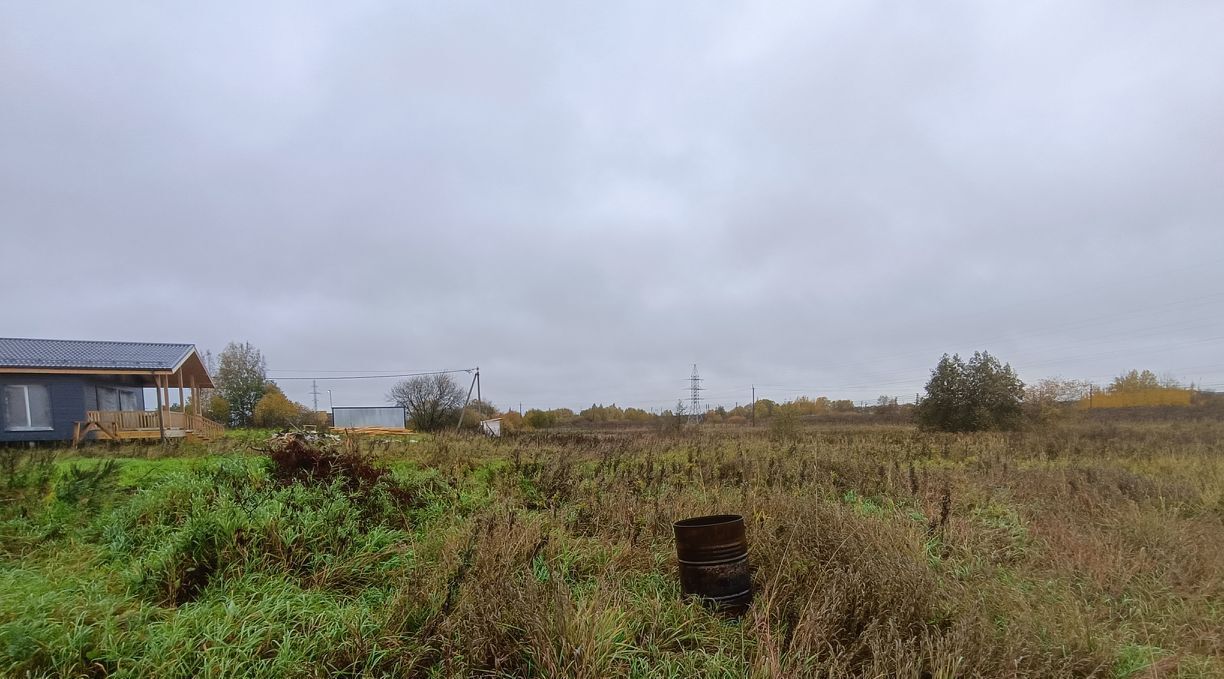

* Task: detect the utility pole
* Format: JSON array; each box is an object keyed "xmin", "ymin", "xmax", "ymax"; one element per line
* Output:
[
  {"xmin": 455, "ymin": 369, "xmax": 479, "ymax": 433},
  {"xmin": 751, "ymin": 385, "xmax": 756, "ymax": 427}
]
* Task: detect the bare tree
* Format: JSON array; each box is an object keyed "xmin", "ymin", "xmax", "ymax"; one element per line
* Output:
[
  {"xmin": 388, "ymin": 374, "xmax": 465, "ymax": 431},
  {"xmin": 1023, "ymin": 376, "xmax": 1091, "ymax": 422}
]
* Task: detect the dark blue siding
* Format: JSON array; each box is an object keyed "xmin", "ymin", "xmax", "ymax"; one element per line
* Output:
[{"xmin": 0, "ymin": 374, "xmax": 87, "ymax": 443}]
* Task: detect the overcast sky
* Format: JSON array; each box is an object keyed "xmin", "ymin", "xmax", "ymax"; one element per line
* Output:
[{"xmin": 3, "ymin": 1, "xmax": 1223, "ymax": 412}]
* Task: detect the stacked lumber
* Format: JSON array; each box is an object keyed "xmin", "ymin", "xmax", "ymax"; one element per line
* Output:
[{"xmin": 336, "ymin": 427, "xmax": 416, "ymax": 436}]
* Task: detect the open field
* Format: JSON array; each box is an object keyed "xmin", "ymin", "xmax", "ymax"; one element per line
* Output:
[{"xmin": 2, "ymin": 422, "xmax": 1222, "ymax": 678}]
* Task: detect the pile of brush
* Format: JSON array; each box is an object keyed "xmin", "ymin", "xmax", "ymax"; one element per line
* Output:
[{"xmin": 265, "ymin": 433, "xmax": 414, "ymax": 505}]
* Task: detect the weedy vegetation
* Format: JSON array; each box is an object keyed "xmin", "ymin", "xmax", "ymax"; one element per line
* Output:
[{"xmin": 1, "ymin": 421, "xmax": 1222, "ymax": 677}]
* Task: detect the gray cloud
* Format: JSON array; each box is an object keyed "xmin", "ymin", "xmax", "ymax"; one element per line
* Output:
[{"xmin": 3, "ymin": 1, "xmax": 1223, "ymax": 411}]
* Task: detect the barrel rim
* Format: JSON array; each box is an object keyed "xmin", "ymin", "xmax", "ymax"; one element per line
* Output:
[
  {"xmin": 673, "ymin": 513, "xmax": 744, "ymax": 529},
  {"xmin": 700, "ymin": 589, "xmax": 753, "ymax": 603}
]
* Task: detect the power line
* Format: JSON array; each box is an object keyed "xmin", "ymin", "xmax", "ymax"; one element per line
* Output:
[
  {"xmin": 271, "ymin": 368, "xmax": 475, "ymax": 381},
  {"xmin": 738, "ymin": 331, "xmax": 1224, "ymax": 397},
  {"xmin": 268, "ymin": 367, "xmax": 466, "ymax": 373},
  {"xmin": 746, "ymin": 291, "xmax": 1224, "ymax": 385}
]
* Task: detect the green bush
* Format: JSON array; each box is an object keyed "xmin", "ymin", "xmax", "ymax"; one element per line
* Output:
[{"xmin": 916, "ymin": 351, "xmax": 1025, "ymax": 432}]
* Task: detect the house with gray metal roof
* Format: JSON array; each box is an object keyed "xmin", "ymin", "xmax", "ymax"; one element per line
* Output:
[{"xmin": 0, "ymin": 337, "xmax": 221, "ymax": 444}]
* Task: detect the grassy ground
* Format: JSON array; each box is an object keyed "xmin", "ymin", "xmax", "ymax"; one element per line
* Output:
[{"xmin": 1, "ymin": 421, "xmax": 1221, "ymax": 678}]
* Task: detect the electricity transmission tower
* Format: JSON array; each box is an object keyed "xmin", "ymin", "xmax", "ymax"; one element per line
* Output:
[
  {"xmin": 689, "ymin": 364, "xmax": 704, "ymax": 423},
  {"xmin": 310, "ymin": 379, "xmax": 321, "ymax": 412}
]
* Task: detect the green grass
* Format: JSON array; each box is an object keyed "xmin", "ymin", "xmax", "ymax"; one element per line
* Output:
[
  {"xmin": 1, "ymin": 422, "xmax": 1222, "ymax": 677},
  {"xmin": 54, "ymin": 455, "xmax": 223, "ymax": 488}
]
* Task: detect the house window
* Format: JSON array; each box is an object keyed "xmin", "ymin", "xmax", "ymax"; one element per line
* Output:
[
  {"xmin": 98, "ymin": 386, "xmax": 119, "ymax": 411},
  {"xmin": 4, "ymin": 384, "xmax": 53, "ymax": 431},
  {"xmin": 97, "ymin": 387, "xmax": 139, "ymax": 412}
]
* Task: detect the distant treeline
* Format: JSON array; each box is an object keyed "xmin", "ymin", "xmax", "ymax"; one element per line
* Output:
[
  {"xmin": 503, "ymin": 396, "xmax": 910, "ymax": 431},
  {"xmin": 505, "ymin": 369, "xmax": 1218, "ymax": 432}
]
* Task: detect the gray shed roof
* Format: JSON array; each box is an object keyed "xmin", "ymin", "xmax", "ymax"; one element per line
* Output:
[{"xmin": 0, "ymin": 337, "xmax": 197, "ymax": 371}]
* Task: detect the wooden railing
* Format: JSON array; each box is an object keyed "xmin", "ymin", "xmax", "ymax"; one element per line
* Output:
[
  {"xmin": 88, "ymin": 410, "xmax": 176, "ymax": 430},
  {"xmin": 186, "ymin": 413, "xmax": 225, "ymax": 439},
  {"xmin": 87, "ymin": 410, "xmax": 224, "ymax": 437}
]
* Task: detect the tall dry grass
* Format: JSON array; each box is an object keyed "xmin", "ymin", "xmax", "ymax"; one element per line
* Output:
[{"xmin": 1, "ymin": 420, "xmax": 1221, "ymax": 677}]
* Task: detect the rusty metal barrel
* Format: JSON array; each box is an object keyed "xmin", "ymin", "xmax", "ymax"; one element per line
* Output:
[{"xmin": 673, "ymin": 514, "xmax": 752, "ymax": 615}]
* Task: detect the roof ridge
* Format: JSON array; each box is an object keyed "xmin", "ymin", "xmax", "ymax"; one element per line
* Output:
[{"xmin": 0, "ymin": 337, "xmax": 194, "ymax": 347}]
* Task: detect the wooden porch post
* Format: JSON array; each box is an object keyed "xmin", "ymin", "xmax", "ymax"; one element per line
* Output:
[
  {"xmin": 154, "ymin": 374, "xmax": 166, "ymax": 442},
  {"xmin": 177, "ymin": 371, "xmax": 185, "ymax": 416},
  {"xmin": 190, "ymin": 376, "xmax": 198, "ymax": 416}
]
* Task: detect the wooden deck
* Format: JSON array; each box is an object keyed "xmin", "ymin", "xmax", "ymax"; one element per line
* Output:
[{"xmin": 73, "ymin": 410, "xmax": 224, "ymax": 445}]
